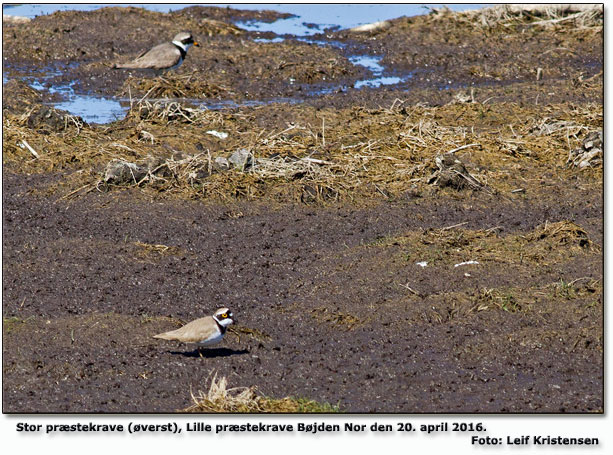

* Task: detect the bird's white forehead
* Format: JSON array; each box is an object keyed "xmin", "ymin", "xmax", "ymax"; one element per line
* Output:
[
  {"xmin": 215, "ymin": 307, "xmax": 230, "ymax": 315},
  {"xmin": 173, "ymin": 32, "xmax": 192, "ymax": 41}
]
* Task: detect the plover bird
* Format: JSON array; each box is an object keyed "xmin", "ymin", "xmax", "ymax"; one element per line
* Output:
[
  {"xmin": 153, "ymin": 308, "xmax": 235, "ymax": 355},
  {"xmin": 114, "ymin": 31, "xmax": 199, "ymax": 71}
]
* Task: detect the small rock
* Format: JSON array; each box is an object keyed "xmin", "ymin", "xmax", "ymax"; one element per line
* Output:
[
  {"xmin": 583, "ymin": 130, "xmax": 602, "ymax": 149},
  {"xmin": 229, "ymin": 149, "xmax": 253, "ymax": 171},
  {"xmin": 567, "ymin": 130, "xmax": 603, "ymax": 168},
  {"xmin": 104, "ymin": 160, "xmax": 148, "ymax": 185},
  {"xmin": 214, "ymin": 156, "xmax": 230, "ymax": 171},
  {"xmin": 27, "ymin": 106, "xmax": 84, "ymax": 132}
]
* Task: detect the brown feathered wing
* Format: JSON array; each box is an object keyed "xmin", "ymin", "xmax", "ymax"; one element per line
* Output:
[
  {"xmin": 153, "ymin": 316, "xmax": 218, "ymax": 343},
  {"xmin": 114, "ymin": 43, "xmax": 181, "ymax": 70}
]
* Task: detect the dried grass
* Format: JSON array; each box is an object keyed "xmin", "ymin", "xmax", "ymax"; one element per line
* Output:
[
  {"xmin": 227, "ymin": 325, "xmax": 272, "ymax": 342},
  {"xmin": 529, "ymin": 118, "xmax": 590, "ymax": 137},
  {"xmin": 526, "ymin": 221, "xmax": 596, "ymax": 250},
  {"xmin": 3, "ymin": 95, "xmax": 602, "ymax": 204},
  {"xmin": 121, "ymin": 73, "xmax": 233, "ymax": 100},
  {"xmin": 131, "ymin": 99, "xmax": 224, "ymax": 124},
  {"xmin": 311, "ymin": 307, "xmax": 364, "ymax": 330},
  {"xmin": 132, "ymin": 241, "xmax": 183, "ymax": 259},
  {"xmin": 184, "ymin": 373, "xmax": 339, "ymax": 413},
  {"xmin": 366, "ymin": 218, "xmax": 598, "ymax": 274},
  {"xmin": 458, "ymin": 4, "xmax": 603, "ymax": 29}
]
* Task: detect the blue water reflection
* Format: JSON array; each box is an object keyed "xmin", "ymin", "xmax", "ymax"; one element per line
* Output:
[
  {"xmin": 3, "ymin": 3, "xmax": 488, "ymax": 123},
  {"xmin": 3, "ymin": 3, "xmax": 485, "ymax": 36}
]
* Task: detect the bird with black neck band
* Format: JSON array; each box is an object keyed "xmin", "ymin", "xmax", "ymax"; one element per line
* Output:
[
  {"xmin": 154, "ymin": 308, "xmax": 236, "ymax": 357},
  {"xmin": 113, "ymin": 31, "xmax": 199, "ymax": 73}
]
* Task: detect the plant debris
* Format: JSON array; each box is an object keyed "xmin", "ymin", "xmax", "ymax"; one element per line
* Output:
[
  {"xmin": 567, "ymin": 130, "xmax": 602, "ymax": 169},
  {"xmin": 429, "ymin": 152, "xmax": 484, "ymax": 191},
  {"xmin": 185, "ymin": 373, "xmax": 339, "ymax": 412}
]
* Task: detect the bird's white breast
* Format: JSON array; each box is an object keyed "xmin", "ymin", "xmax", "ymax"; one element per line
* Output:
[{"xmin": 197, "ymin": 329, "xmax": 224, "ymax": 346}]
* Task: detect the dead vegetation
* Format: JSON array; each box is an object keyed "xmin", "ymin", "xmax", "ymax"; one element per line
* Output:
[
  {"xmin": 1, "ymin": 6, "xmax": 247, "ymax": 64},
  {"xmin": 407, "ymin": 275, "xmax": 601, "ymax": 325},
  {"xmin": 121, "ymin": 73, "xmax": 234, "ymax": 100},
  {"xmin": 566, "ymin": 130, "xmax": 602, "ymax": 169},
  {"xmin": 370, "ymin": 219, "xmax": 598, "ymax": 271},
  {"xmin": 2, "ymin": 2, "xmax": 602, "ymax": 205},
  {"xmin": 526, "ymin": 220, "xmax": 597, "ymax": 250},
  {"xmin": 344, "ymin": 3, "xmax": 603, "ymax": 94},
  {"xmin": 313, "ymin": 216, "xmax": 601, "ymax": 328},
  {"xmin": 2, "ymin": 96, "xmax": 602, "ymax": 205},
  {"xmin": 428, "ymin": 149, "xmax": 487, "ymax": 191},
  {"xmin": 440, "ymin": 4, "xmax": 603, "ymax": 30},
  {"xmin": 132, "ymin": 241, "xmax": 184, "ymax": 259},
  {"xmin": 184, "ymin": 373, "xmax": 340, "ymax": 412},
  {"xmin": 228, "ymin": 325, "xmax": 272, "ymax": 343},
  {"xmin": 311, "ymin": 307, "xmax": 364, "ymax": 330}
]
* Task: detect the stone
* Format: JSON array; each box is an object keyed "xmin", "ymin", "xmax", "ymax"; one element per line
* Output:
[{"xmin": 228, "ymin": 149, "xmax": 253, "ymax": 171}]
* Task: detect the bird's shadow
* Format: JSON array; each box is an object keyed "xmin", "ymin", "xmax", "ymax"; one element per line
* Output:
[{"xmin": 170, "ymin": 347, "xmax": 249, "ymax": 358}]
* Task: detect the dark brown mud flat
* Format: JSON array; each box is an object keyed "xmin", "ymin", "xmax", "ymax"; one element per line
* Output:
[
  {"xmin": 2, "ymin": 5, "xmax": 603, "ymax": 413},
  {"xmin": 2, "ymin": 172, "xmax": 602, "ymax": 413}
]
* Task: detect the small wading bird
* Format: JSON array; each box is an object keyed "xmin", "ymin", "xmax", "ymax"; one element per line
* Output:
[
  {"xmin": 113, "ymin": 31, "xmax": 199, "ymax": 72},
  {"xmin": 153, "ymin": 308, "xmax": 235, "ymax": 356}
]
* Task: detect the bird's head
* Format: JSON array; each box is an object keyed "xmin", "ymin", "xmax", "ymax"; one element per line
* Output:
[
  {"xmin": 173, "ymin": 31, "xmax": 199, "ymax": 50},
  {"xmin": 213, "ymin": 307, "xmax": 235, "ymax": 327}
]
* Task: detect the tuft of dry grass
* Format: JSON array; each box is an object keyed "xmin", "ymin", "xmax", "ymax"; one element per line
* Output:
[
  {"xmin": 526, "ymin": 220, "xmax": 596, "ymax": 251},
  {"xmin": 129, "ymin": 98, "xmax": 227, "ymax": 124},
  {"xmin": 311, "ymin": 307, "xmax": 364, "ymax": 330},
  {"xmin": 132, "ymin": 241, "xmax": 183, "ymax": 259},
  {"xmin": 121, "ymin": 73, "xmax": 233, "ymax": 100},
  {"xmin": 454, "ymin": 4, "xmax": 603, "ymax": 29},
  {"xmin": 184, "ymin": 373, "xmax": 340, "ymax": 413}
]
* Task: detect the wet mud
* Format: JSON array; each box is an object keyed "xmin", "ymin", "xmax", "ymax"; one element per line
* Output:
[{"xmin": 2, "ymin": 5, "xmax": 603, "ymax": 413}]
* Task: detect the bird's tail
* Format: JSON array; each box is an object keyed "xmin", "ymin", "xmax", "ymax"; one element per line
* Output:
[{"xmin": 153, "ymin": 332, "xmax": 174, "ymax": 340}]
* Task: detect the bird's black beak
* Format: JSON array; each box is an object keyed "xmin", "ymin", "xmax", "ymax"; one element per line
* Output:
[{"xmin": 193, "ymin": 41, "xmax": 200, "ymax": 47}]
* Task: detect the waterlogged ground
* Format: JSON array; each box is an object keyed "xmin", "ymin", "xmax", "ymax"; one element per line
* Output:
[{"xmin": 2, "ymin": 5, "xmax": 603, "ymax": 413}]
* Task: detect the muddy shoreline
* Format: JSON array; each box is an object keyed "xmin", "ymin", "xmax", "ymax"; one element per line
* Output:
[
  {"xmin": 2, "ymin": 5, "xmax": 603, "ymax": 413},
  {"xmin": 3, "ymin": 6, "xmax": 602, "ymax": 107}
]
